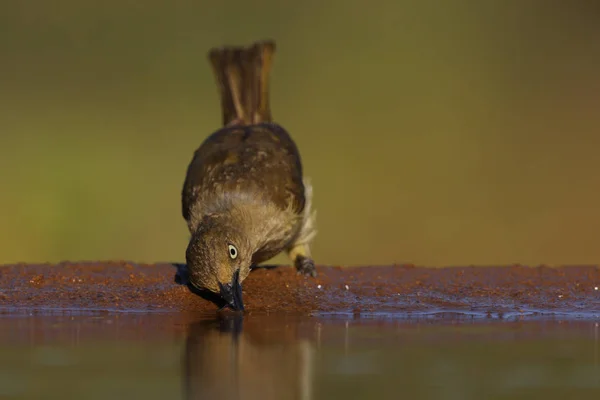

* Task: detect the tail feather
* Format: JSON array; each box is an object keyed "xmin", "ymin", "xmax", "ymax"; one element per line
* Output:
[{"xmin": 208, "ymin": 40, "xmax": 276, "ymax": 126}]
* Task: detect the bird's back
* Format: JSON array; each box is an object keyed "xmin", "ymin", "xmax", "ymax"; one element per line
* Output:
[{"xmin": 181, "ymin": 121, "xmax": 306, "ymax": 226}]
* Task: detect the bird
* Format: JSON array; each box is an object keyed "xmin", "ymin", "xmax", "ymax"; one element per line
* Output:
[{"xmin": 180, "ymin": 39, "xmax": 317, "ymax": 311}]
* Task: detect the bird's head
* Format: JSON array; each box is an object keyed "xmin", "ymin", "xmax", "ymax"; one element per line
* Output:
[{"xmin": 185, "ymin": 216, "xmax": 253, "ymax": 311}]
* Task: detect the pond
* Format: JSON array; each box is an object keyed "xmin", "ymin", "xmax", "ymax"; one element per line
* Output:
[{"xmin": 0, "ymin": 311, "xmax": 598, "ymax": 399}]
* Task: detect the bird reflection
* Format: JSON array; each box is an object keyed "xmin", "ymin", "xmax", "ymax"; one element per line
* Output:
[{"xmin": 183, "ymin": 314, "xmax": 316, "ymax": 400}]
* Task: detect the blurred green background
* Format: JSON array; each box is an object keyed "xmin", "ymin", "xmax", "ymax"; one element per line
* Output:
[{"xmin": 1, "ymin": 0, "xmax": 599, "ymax": 267}]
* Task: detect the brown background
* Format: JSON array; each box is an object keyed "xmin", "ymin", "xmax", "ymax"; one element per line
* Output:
[{"xmin": 1, "ymin": 0, "xmax": 599, "ymax": 267}]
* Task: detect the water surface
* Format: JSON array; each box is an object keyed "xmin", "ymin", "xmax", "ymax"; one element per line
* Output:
[{"xmin": 0, "ymin": 312, "xmax": 598, "ymax": 399}]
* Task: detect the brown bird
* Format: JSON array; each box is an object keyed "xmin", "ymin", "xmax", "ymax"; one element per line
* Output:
[{"xmin": 181, "ymin": 40, "xmax": 317, "ymax": 311}]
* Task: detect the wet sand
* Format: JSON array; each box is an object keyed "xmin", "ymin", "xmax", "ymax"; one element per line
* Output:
[{"xmin": 0, "ymin": 262, "xmax": 599, "ymax": 319}]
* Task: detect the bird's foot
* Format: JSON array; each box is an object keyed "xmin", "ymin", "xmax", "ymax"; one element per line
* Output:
[{"xmin": 295, "ymin": 255, "xmax": 317, "ymax": 277}]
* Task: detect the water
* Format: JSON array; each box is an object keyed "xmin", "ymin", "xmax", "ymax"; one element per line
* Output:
[{"xmin": 0, "ymin": 312, "xmax": 598, "ymax": 399}]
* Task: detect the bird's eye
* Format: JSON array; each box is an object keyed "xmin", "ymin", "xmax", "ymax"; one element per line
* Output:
[{"xmin": 228, "ymin": 244, "xmax": 238, "ymax": 260}]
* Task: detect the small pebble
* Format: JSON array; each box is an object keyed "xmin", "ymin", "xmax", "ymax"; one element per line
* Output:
[
  {"xmin": 317, "ymin": 285, "xmax": 322, "ymax": 289},
  {"xmin": 345, "ymin": 285, "xmax": 349, "ymax": 290}
]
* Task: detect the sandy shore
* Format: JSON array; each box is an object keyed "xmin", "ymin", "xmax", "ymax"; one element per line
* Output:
[{"xmin": 0, "ymin": 262, "xmax": 598, "ymax": 318}]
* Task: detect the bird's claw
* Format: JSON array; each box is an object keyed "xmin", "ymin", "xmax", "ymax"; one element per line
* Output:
[{"xmin": 295, "ymin": 255, "xmax": 317, "ymax": 277}]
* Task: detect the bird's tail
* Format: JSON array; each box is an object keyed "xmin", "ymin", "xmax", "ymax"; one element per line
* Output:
[{"xmin": 208, "ymin": 40, "xmax": 276, "ymax": 126}]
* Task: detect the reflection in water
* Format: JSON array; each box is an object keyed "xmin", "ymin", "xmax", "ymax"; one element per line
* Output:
[
  {"xmin": 183, "ymin": 315, "xmax": 315, "ymax": 400},
  {"xmin": 0, "ymin": 314, "xmax": 598, "ymax": 399},
  {"xmin": 181, "ymin": 316, "xmax": 600, "ymax": 400}
]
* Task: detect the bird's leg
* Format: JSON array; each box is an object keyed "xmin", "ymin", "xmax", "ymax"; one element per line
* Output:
[
  {"xmin": 287, "ymin": 178, "xmax": 317, "ymax": 277},
  {"xmin": 288, "ymin": 243, "xmax": 316, "ymax": 277}
]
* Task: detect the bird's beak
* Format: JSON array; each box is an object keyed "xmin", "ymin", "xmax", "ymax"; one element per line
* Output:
[{"xmin": 218, "ymin": 269, "xmax": 244, "ymax": 311}]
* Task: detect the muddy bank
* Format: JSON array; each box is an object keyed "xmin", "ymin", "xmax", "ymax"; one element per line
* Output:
[{"xmin": 0, "ymin": 262, "xmax": 599, "ymax": 318}]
